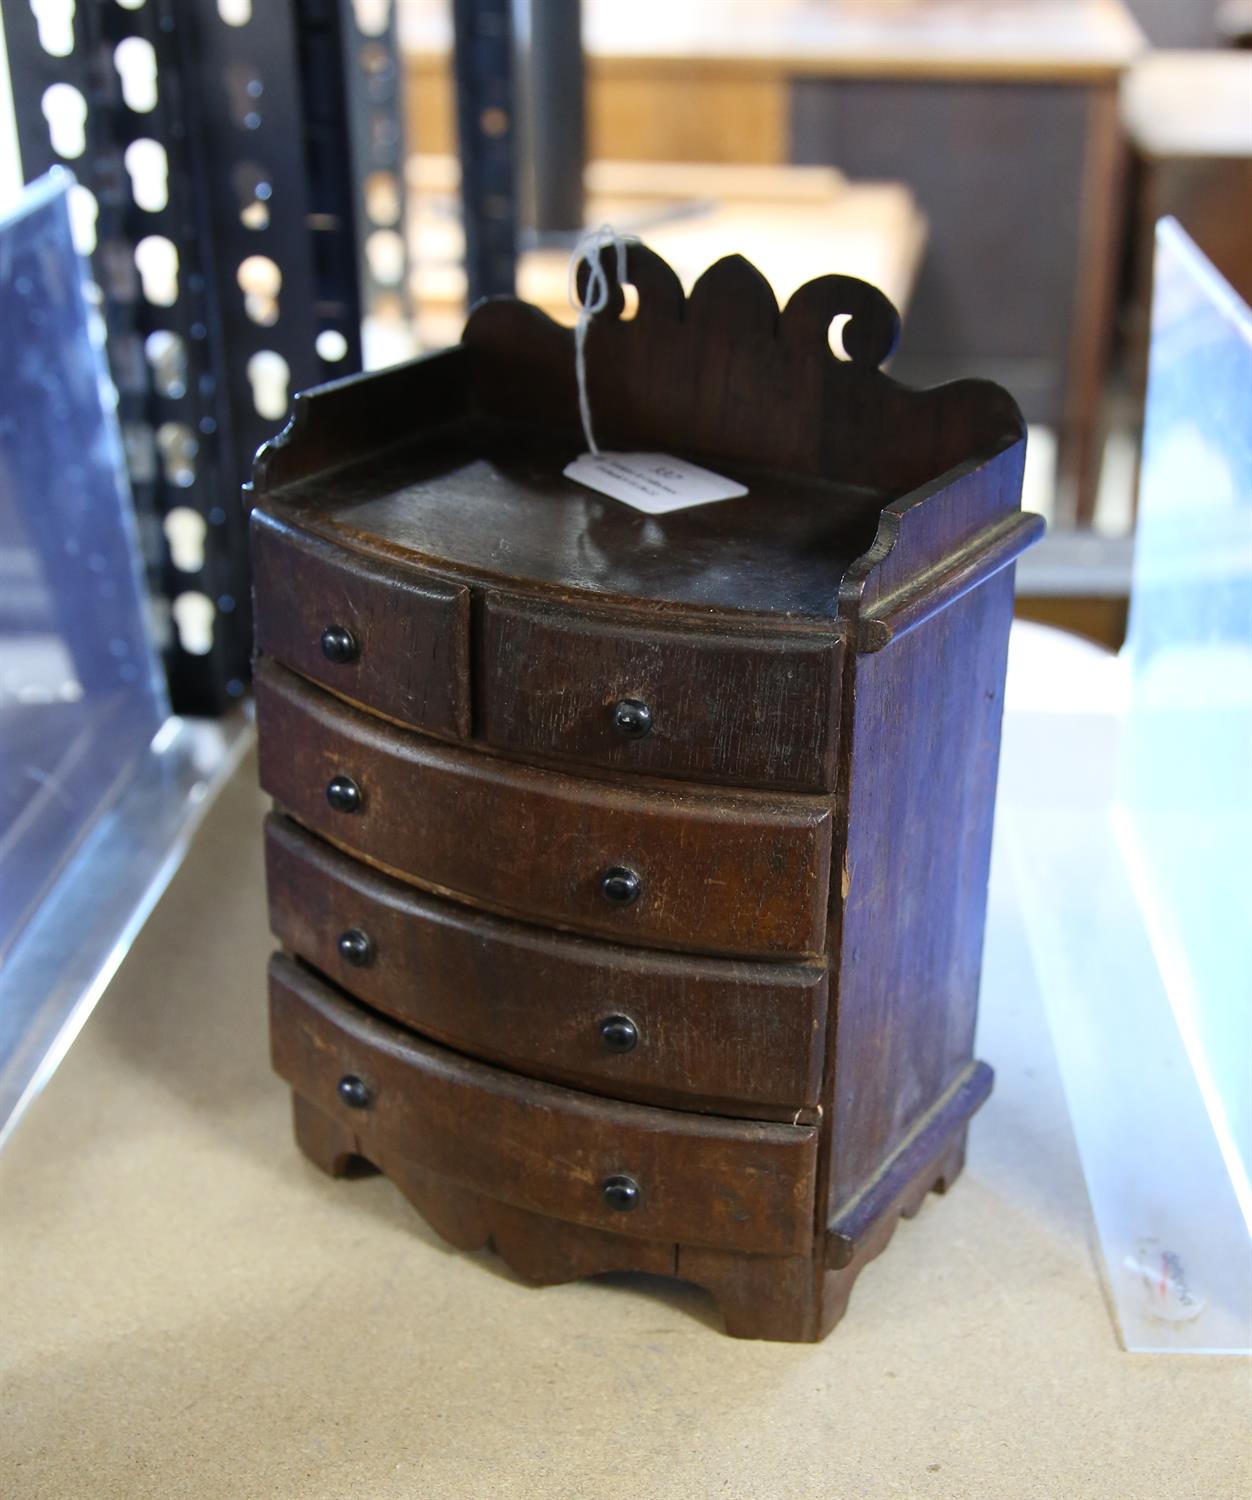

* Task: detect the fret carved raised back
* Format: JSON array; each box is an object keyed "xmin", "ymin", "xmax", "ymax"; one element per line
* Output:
[{"xmin": 464, "ymin": 240, "xmax": 1023, "ymax": 496}]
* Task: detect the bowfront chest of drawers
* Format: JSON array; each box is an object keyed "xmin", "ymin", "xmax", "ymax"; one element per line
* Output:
[{"xmin": 252, "ymin": 246, "xmax": 1042, "ymax": 1341}]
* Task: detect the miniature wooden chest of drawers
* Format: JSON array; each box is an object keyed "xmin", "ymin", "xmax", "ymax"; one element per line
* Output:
[{"xmin": 252, "ymin": 245, "xmax": 1041, "ymax": 1341}]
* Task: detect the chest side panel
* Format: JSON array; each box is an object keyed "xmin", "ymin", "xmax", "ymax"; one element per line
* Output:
[{"xmin": 827, "ymin": 567, "xmax": 1015, "ymax": 1212}]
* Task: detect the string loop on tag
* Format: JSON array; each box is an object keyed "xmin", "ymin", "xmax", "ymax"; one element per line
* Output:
[{"xmin": 569, "ymin": 224, "xmax": 633, "ymax": 456}]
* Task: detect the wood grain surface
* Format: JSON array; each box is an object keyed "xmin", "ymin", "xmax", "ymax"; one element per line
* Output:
[
  {"xmin": 827, "ymin": 567, "xmax": 1017, "ymax": 1209},
  {"xmin": 251, "ymin": 241, "xmax": 1037, "ymax": 1339},
  {"xmin": 270, "ymin": 954, "xmax": 820, "ymax": 1256},
  {"xmin": 251, "ymin": 510, "xmax": 471, "ymax": 738},
  {"xmin": 265, "ymin": 814, "xmax": 827, "ymax": 1117},
  {"xmin": 481, "ymin": 593, "xmax": 844, "ymax": 790},
  {"xmin": 255, "ymin": 660, "xmax": 833, "ymax": 960},
  {"xmin": 264, "ymin": 423, "xmax": 893, "ymax": 619}
]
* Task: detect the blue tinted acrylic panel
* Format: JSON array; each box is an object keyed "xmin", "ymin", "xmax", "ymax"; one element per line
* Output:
[
  {"xmin": 1122, "ymin": 218, "xmax": 1252, "ymax": 1209},
  {"xmin": 0, "ymin": 171, "xmax": 166, "ymax": 958},
  {"xmin": 1001, "ymin": 222, "xmax": 1251, "ymax": 1352}
]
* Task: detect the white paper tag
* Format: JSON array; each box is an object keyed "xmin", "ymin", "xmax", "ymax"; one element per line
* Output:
[{"xmin": 564, "ymin": 451, "xmax": 748, "ymax": 515}]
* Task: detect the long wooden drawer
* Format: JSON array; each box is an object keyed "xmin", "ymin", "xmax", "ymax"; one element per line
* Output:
[
  {"xmin": 255, "ymin": 660, "xmax": 832, "ymax": 959},
  {"xmin": 270, "ymin": 954, "xmax": 819, "ymax": 1255},
  {"xmin": 265, "ymin": 814, "xmax": 827, "ymax": 1116},
  {"xmin": 251, "ymin": 511, "xmax": 471, "ymax": 738},
  {"xmin": 481, "ymin": 594, "xmax": 843, "ymax": 790}
]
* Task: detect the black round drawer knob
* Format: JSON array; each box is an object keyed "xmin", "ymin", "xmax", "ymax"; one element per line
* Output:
[
  {"xmin": 602, "ymin": 1174, "xmax": 640, "ymax": 1212},
  {"xmin": 326, "ymin": 775, "xmax": 362, "ymax": 813},
  {"xmin": 600, "ymin": 866, "xmax": 641, "ymax": 906},
  {"xmin": 337, "ymin": 1074, "xmax": 371, "ymax": 1109},
  {"xmin": 599, "ymin": 1014, "xmax": 638, "ymax": 1053},
  {"xmin": 337, "ymin": 928, "xmax": 374, "ymax": 967},
  {"xmin": 611, "ymin": 698, "xmax": 652, "ymax": 739},
  {"xmin": 320, "ymin": 624, "xmax": 358, "ymax": 664}
]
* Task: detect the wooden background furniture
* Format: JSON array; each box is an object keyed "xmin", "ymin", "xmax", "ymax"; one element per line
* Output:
[
  {"xmin": 401, "ymin": 0, "xmax": 1144, "ymax": 523},
  {"xmin": 409, "ymin": 155, "xmax": 929, "ymax": 350},
  {"xmin": 250, "ymin": 244, "xmax": 1040, "ymax": 1340},
  {"xmin": 1121, "ymin": 49, "xmax": 1252, "ymax": 380}
]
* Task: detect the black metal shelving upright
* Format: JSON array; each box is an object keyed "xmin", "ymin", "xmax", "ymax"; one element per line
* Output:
[
  {"xmin": 339, "ymin": 0, "xmax": 412, "ymax": 345},
  {"xmin": 3, "ymin": 0, "xmax": 411, "ymax": 714},
  {"xmin": 451, "ymin": 0, "xmax": 517, "ymax": 305}
]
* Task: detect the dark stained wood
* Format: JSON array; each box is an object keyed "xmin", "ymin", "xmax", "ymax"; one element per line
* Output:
[
  {"xmin": 265, "ymin": 814, "xmax": 828, "ymax": 1116},
  {"xmin": 840, "ymin": 442, "xmax": 1029, "ymax": 619},
  {"xmin": 826, "ymin": 1061, "xmax": 991, "ymax": 1268},
  {"xmin": 481, "ymin": 593, "xmax": 844, "ymax": 790},
  {"xmin": 255, "ymin": 659, "xmax": 833, "ymax": 960},
  {"xmin": 292, "ymin": 1091, "xmax": 681, "ymax": 1278},
  {"xmin": 812, "ymin": 1131, "xmax": 970, "ymax": 1342},
  {"xmin": 463, "ymin": 243, "xmax": 1023, "ymax": 498},
  {"xmin": 257, "ymin": 243, "xmax": 1020, "ymax": 623},
  {"xmin": 253, "ymin": 243, "xmax": 1038, "ymax": 1340},
  {"xmin": 287, "ymin": 1075, "xmax": 973, "ymax": 1342},
  {"xmin": 271, "ymin": 954, "xmax": 819, "ymax": 1256},
  {"xmin": 251, "ymin": 511, "xmax": 471, "ymax": 738},
  {"xmin": 251, "ymin": 344, "xmax": 470, "ymax": 497},
  {"xmin": 854, "ymin": 510, "xmax": 1042, "ymax": 653},
  {"xmin": 675, "ymin": 1245, "xmax": 825, "ymax": 1342},
  {"xmin": 264, "ymin": 424, "xmax": 894, "ymax": 621},
  {"xmin": 827, "ymin": 498, "xmax": 1019, "ymax": 1210}
]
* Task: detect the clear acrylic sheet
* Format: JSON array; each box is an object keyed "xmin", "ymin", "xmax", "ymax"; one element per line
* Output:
[
  {"xmin": 0, "ymin": 172, "xmax": 252, "ymax": 1147},
  {"xmin": 1001, "ymin": 220, "xmax": 1252, "ymax": 1353},
  {"xmin": 0, "ymin": 170, "xmax": 167, "ymax": 958}
]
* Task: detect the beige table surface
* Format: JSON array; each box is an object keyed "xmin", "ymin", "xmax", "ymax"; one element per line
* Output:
[{"xmin": 3, "ymin": 750, "xmax": 1248, "ymax": 1499}]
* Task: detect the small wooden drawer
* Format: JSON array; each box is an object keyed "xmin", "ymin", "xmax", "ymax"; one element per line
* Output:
[
  {"xmin": 251, "ymin": 511, "xmax": 470, "ymax": 738},
  {"xmin": 255, "ymin": 660, "xmax": 832, "ymax": 959},
  {"xmin": 482, "ymin": 595, "xmax": 843, "ymax": 791},
  {"xmin": 270, "ymin": 953, "xmax": 819, "ymax": 1255},
  {"xmin": 265, "ymin": 814, "xmax": 827, "ymax": 1116}
]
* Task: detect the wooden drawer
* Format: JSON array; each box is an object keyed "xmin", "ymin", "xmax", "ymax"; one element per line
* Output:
[
  {"xmin": 265, "ymin": 814, "xmax": 827, "ymax": 1116},
  {"xmin": 255, "ymin": 660, "xmax": 832, "ymax": 959},
  {"xmin": 270, "ymin": 953, "xmax": 819, "ymax": 1255},
  {"xmin": 482, "ymin": 595, "xmax": 843, "ymax": 791},
  {"xmin": 251, "ymin": 510, "xmax": 470, "ymax": 738}
]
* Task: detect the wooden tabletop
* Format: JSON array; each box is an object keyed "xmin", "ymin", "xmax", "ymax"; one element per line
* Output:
[
  {"xmin": 1121, "ymin": 51, "xmax": 1252, "ymax": 159},
  {"xmin": 401, "ymin": 0, "xmax": 1146, "ymax": 82},
  {"xmin": 410, "ymin": 157, "xmax": 928, "ymax": 349},
  {"xmin": 2, "ymin": 720, "xmax": 1248, "ymax": 1498}
]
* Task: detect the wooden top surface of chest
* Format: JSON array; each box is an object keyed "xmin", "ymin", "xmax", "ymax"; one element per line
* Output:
[
  {"xmin": 263, "ymin": 422, "xmax": 893, "ymax": 622},
  {"xmin": 251, "ymin": 244, "xmax": 1031, "ymax": 636}
]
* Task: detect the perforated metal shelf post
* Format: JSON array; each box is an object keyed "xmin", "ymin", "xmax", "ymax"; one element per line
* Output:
[{"xmin": 3, "ymin": 0, "xmax": 412, "ymax": 714}]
